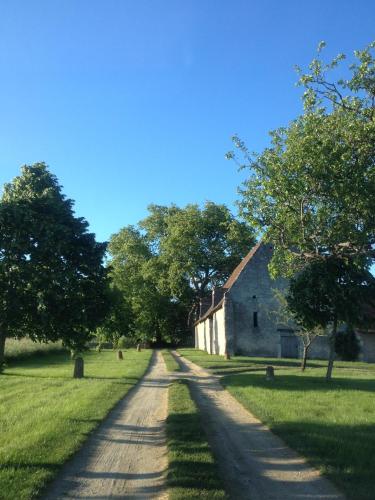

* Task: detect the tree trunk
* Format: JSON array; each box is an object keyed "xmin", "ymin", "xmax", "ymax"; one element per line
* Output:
[
  {"xmin": 0, "ymin": 331, "xmax": 6, "ymax": 372},
  {"xmin": 326, "ymin": 318, "xmax": 338, "ymax": 382},
  {"xmin": 73, "ymin": 357, "xmax": 84, "ymax": 378},
  {"xmin": 301, "ymin": 344, "xmax": 310, "ymax": 371}
]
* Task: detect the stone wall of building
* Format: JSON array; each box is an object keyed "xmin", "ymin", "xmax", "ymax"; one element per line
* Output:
[
  {"xmin": 195, "ymin": 307, "xmax": 226, "ymax": 355},
  {"xmin": 357, "ymin": 332, "xmax": 375, "ymax": 362},
  {"xmin": 228, "ymin": 244, "xmax": 287, "ymax": 356}
]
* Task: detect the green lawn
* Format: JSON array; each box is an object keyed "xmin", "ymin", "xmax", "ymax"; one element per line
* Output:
[
  {"xmin": 5, "ymin": 338, "xmax": 65, "ymax": 360},
  {"xmin": 162, "ymin": 349, "xmax": 181, "ymax": 372},
  {"xmin": 167, "ymin": 379, "xmax": 227, "ymax": 499},
  {"xmin": 0, "ymin": 348, "xmax": 152, "ymax": 500},
  {"xmin": 179, "ymin": 348, "xmax": 375, "ymax": 500}
]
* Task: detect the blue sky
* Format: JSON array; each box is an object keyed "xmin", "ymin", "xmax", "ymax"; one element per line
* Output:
[{"xmin": 0, "ymin": 1, "xmax": 374, "ymax": 243}]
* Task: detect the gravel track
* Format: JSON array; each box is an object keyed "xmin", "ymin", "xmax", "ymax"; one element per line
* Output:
[
  {"xmin": 172, "ymin": 351, "xmax": 345, "ymax": 500},
  {"xmin": 44, "ymin": 350, "xmax": 169, "ymax": 500}
]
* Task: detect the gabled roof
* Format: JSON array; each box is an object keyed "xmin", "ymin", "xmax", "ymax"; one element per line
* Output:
[
  {"xmin": 223, "ymin": 241, "xmax": 262, "ymax": 289},
  {"xmin": 195, "ymin": 241, "xmax": 262, "ymax": 325}
]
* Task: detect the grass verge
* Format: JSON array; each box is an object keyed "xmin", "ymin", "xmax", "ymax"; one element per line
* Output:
[
  {"xmin": 167, "ymin": 379, "xmax": 227, "ymax": 499},
  {"xmin": 5, "ymin": 338, "xmax": 65, "ymax": 361},
  {"xmin": 162, "ymin": 350, "xmax": 181, "ymax": 371},
  {"xmin": 0, "ymin": 348, "xmax": 152, "ymax": 500},
  {"xmin": 178, "ymin": 348, "xmax": 375, "ymax": 500}
]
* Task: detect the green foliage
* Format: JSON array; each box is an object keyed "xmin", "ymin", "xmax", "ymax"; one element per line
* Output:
[
  {"xmin": 0, "ymin": 163, "xmax": 110, "ymax": 363},
  {"xmin": 141, "ymin": 202, "xmax": 255, "ymax": 298},
  {"xmin": 287, "ymin": 259, "xmax": 374, "ymax": 330},
  {"xmin": 335, "ymin": 325, "xmax": 360, "ymax": 361},
  {"xmin": 95, "ymin": 286, "xmax": 133, "ymax": 348},
  {"xmin": 228, "ymin": 41, "xmax": 375, "ymax": 277},
  {"xmin": 109, "ymin": 202, "xmax": 254, "ymax": 343},
  {"xmin": 109, "ymin": 225, "xmax": 190, "ymax": 344}
]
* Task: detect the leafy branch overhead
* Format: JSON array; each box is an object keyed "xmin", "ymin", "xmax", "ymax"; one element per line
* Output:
[{"xmin": 228, "ymin": 41, "xmax": 375, "ymax": 277}]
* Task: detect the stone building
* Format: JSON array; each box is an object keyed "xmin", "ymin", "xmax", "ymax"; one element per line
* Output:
[{"xmin": 194, "ymin": 242, "xmax": 375, "ymax": 361}]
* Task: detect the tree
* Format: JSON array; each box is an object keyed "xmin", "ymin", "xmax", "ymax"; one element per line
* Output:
[
  {"xmin": 0, "ymin": 163, "xmax": 109, "ymax": 371},
  {"xmin": 108, "ymin": 225, "xmax": 190, "ymax": 345},
  {"xmin": 287, "ymin": 258, "xmax": 374, "ymax": 380},
  {"xmin": 227, "ymin": 41, "xmax": 375, "ymax": 379},
  {"xmin": 140, "ymin": 202, "xmax": 256, "ymax": 323},
  {"xmin": 109, "ymin": 202, "xmax": 255, "ymax": 343},
  {"xmin": 335, "ymin": 325, "xmax": 361, "ymax": 361},
  {"xmin": 95, "ymin": 286, "xmax": 133, "ymax": 350},
  {"xmin": 273, "ymin": 289, "xmax": 326, "ymax": 371},
  {"xmin": 227, "ymin": 41, "xmax": 375, "ymax": 276}
]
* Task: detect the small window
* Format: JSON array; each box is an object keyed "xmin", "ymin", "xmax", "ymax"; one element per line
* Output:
[{"xmin": 253, "ymin": 311, "xmax": 258, "ymax": 328}]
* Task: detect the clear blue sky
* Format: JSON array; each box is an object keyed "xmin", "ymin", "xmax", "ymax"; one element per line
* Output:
[{"xmin": 0, "ymin": 1, "xmax": 374, "ymax": 242}]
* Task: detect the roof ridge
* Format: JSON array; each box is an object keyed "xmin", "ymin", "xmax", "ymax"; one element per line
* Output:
[
  {"xmin": 194, "ymin": 241, "xmax": 262, "ymax": 325},
  {"xmin": 223, "ymin": 241, "xmax": 262, "ymax": 290}
]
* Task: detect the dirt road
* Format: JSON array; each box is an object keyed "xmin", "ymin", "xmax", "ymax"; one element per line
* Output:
[
  {"xmin": 44, "ymin": 350, "xmax": 169, "ymax": 500},
  {"xmin": 172, "ymin": 351, "xmax": 344, "ymax": 500}
]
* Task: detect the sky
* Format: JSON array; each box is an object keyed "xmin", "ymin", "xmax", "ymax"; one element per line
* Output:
[{"xmin": 0, "ymin": 1, "xmax": 374, "ymax": 243}]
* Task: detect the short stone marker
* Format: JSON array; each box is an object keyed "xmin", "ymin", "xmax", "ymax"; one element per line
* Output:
[
  {"xmin": 266, "ymin": 365, "xmax": 275, "ymax": 381},
  {"xmin": 117, "ymin": 350, "xmax": 124, "ymax": 360},
  {"xmin": 73, "ymin": 357, "xmax": 84, "ymax": 379}
]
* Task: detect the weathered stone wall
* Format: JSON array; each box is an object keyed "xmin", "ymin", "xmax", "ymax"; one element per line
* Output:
[
  {"xmin": 228, "ymin": 244, "xmax": 287, "ymax": 356},
  {"xmin": 195, "ymin": 321, "xmax": 206, "ymax": 351},
  {"xmin": 307, "ymin": 336, "xmax": 331, "ymax": 359},
  {"xmin": 357, "ymin": 332, "xmax": 375, "ymax": 362},
  {"xmin": 214, "ymin": 307, "xmax": 226, "ymax": 355}
]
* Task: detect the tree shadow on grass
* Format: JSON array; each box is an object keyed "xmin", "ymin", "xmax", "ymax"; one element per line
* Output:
[
  {"xmin": 167, "ymin": 412, "xmax": 226, "ymax": 498},
  {"xmin": 222, "ymin": 373, "xmax": 375, "ymax": 393},
  {"xmin": 268, "ymin": 421, "xmax": 375, "ymax": 500}
]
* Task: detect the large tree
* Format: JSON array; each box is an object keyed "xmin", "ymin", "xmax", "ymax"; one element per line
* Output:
[
  {"xmin": 108, "ymin": 226, "xmax": 190, "ymax": 344},
  {"xmin": 140, "ymin": 202, "xmax": 256, "ymax": 321},
  {"xmin": 227, "ymin": 41, "xmax": 375, "ymax": 378},
  {"xmin": 0, "ymin": 163, "xmax": 109, "ymax": 368},
  {"xmin": 109, "ymin": 202, "xmax": 255, "ymax": 342},
  {"xmin": 228, "ymin": 41, "xmax": 375, "ymax": 277}
]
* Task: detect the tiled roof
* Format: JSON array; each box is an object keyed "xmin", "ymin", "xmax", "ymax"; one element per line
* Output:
[{"xmin": 195, "ymin": 241, "xmax": 262, "ymax": 325}]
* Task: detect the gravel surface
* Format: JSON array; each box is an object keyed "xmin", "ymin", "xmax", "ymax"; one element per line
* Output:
[
  {"xmin": 172, "ymin": 351, "xmax": 345, "ymax": 500},
  {"xmin": 43, "ymin": 350, "xmax": 169, "ymax": 500}
]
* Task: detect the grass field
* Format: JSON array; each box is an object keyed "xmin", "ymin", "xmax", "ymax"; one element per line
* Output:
[
  {"xmin": 0, "ymin": 348, "xmax": 152, "ymax": 500},
  {"xmin": 5, "ymin": 338, "xmax": 65, "ymax": 360},
  {"xmin": 167, "ymin": 379, "xmax": 227, "ymax": 499},
  {"xmin": 179, "ymin": 348, "xmax": 375, "ymax": 500},
  {"xmin": 162, "ymin": 349, "xmax": 181, "ymax": 371}
]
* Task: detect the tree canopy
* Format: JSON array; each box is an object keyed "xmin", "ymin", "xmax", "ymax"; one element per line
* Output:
[
  {"xmin": 109, "ymin": 202, "xmax": 255, "ymax": 343},
  {"xmin": 0, "ymin": 163, "xmax": 109, "ymax": 366},
  {"xmin": 228, "ymin": 41, "xmax": 375, "ymax": 277}
]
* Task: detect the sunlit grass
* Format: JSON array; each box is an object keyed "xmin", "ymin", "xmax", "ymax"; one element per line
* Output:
[
  {"xmin": 0, "ymin": 348, "xmax": 152, "ymax": 500},
  {"xmin": 162, "ymin": 349, "xmax": 180, "ymax": 371},
  {"xmin": 167, "ymin": 379, "xmax": 227, "ymax": 499},
  {"xmin": 179, "ymin": 348, "xmax": 375, "ymax": 499}
]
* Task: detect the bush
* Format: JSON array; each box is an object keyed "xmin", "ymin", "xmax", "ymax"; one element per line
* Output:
[{"xmin": 335, "ymin": 326, "xmax": 360, "ymax": 361}]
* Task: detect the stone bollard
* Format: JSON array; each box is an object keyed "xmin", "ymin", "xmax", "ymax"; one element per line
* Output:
[
  {"xmin": 137, "ymin": 344, "xmax": 141, "ymax": 352},
  {"xmin": 266, "ymin": 365, "xmax": 275, "ymax": 381},
  {"xmin": 117, "ymin": 350, "xmax": 123, "ymax": 360},
  {"xmin": 73, "ymin": 357, "xmax": 84, "ymax": 379}
]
